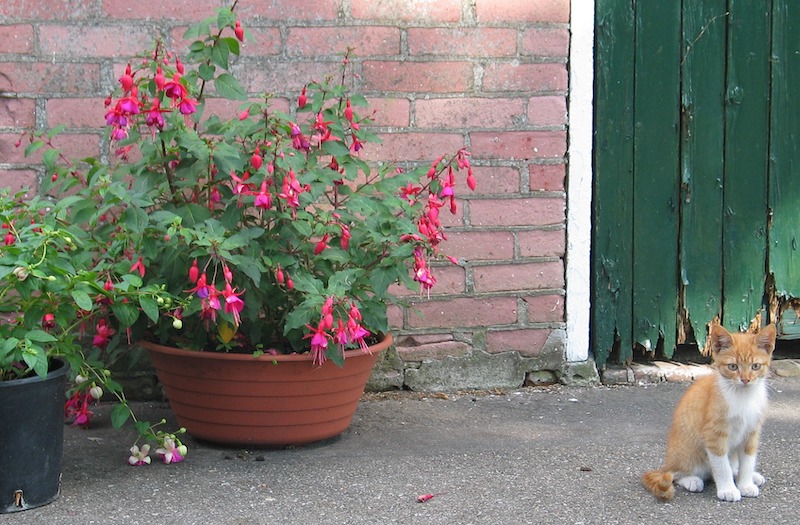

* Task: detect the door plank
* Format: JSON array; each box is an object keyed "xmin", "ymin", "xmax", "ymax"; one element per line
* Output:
[
  {"xmin": 592, "ymin": 0, "xmax": 636, "ymax": 367},
  {"xmin": 722, "ymin": 0, "xmax": 772, "ymax": 333},
  {"xmin": 679, "ymin": 2, "xmax": 727, "ymax": 349},
  {"xmin": 631, "ymin": 1, "xmax": 681, "ymax": 358},
  {"xmin": 768, "ymin": 0, "xmax": 800, "ymax": 319}
]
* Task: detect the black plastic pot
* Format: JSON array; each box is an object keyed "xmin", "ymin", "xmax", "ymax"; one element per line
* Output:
[{"xmin": 0, "ymin": 358, "xmax": 68, "ymax": 513}]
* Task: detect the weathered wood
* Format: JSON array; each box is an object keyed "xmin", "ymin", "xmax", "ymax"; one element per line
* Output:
[
  {"xmin": 722, "ymin": 0, "xmax": 772, "ymax": 333},
  {"xmin": 678, "ymin": 1, "xmax": 727, "ymax": 349},
  {"xmin": 592, "ymin": 0, "xmax": 636, "ymax": 367},
  {"xmin": 768, "ymin": 0, "xmax": 800, "ymax": 315},
  {"xmin": 631, "ymin": 1, "xmax": 681, "ymax": 358}
]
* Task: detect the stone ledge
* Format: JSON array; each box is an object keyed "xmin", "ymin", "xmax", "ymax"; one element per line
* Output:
[{"xmin": 602, "ymin": 358, "xmax": 800, "ymax": 385}]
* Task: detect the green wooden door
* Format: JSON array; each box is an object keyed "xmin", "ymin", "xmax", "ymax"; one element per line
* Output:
[{"xmin": 592, "ymin": 0, "xmax": 800, "ymax": 368}]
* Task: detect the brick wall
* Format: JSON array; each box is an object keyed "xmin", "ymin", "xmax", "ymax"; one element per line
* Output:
[{"xmin": 0, "ymin": 0, "xmax": 570, "ymax": 391}]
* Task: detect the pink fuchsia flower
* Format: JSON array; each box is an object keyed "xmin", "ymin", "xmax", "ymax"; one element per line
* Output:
[
  {"xmin": 156, "ymin": 437, "xmax": 186, "ymax": 464},
  {"xmin": 128, "ymin": 444, "xmax": 152, "ymax": 466},
  {"xmin": 223, "ymin": 283, "xmax": 245, "ymax": 326},
  {"xmin": 64, "ymin": 389, "xmax": 94, "ymax": 427},
  {"xmin": 252, "ymin": 181, "xmax": 272, "ymax": 210},
  {"xmin": 41, "ymin": 313, "xmax": 56, "ymax": 330},
  {"xmin": 297, "ymin": 85, "xmax": 307, "ymax": 108},
  {"xmin": 92, "ymin": 318, "xmax": 115, "ymax": 348},
  {"xmin": 130, "ymin": 256, "xmax": 146, "ymax": 277},
  {"xmin": 234, "ymin": 20, "xmax": 244, "ymax": 42},
  {"xmin": 304, "ymin": 322, "xmax": 330, "ymax": 366}
]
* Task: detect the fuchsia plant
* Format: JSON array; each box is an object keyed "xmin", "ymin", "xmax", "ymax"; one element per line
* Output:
[{"xmin": 4, "ymin": 3, "xmax": 473, "ymax": 463}]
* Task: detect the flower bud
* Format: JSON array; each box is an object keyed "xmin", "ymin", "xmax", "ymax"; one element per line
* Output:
[
  {"xmin": 12, "ymin": 266, "xmax": 29, "ymax": 280},
  {"xmin": 75, "ymin": 374, "xmax": 89, "ymax": 384},
  {"xmin": 89, "ymin": 385, "xmax": 103, "ymax": 400},
  {"xmin": 172, "ymin": 318, "xmax": 183, "ymax": 330}
]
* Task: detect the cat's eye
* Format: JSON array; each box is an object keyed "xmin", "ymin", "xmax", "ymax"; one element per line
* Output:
[
  {"xmin": 752, "ymin": 363, "xmax": 762, "ymax": 370},
  {"xmin": 727, "ymin": 364, "xmax": 738, "ymax": 371}
]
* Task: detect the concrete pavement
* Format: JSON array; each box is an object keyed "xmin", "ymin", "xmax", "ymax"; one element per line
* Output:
[{"xmin": 8, "ymin": 375, "xmax": 800, "ymax": 525}]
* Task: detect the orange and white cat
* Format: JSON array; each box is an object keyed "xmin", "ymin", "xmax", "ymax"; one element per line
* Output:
[{"xmin": 642, "ymin": 323, "xmax": 776, "ymax": 502}]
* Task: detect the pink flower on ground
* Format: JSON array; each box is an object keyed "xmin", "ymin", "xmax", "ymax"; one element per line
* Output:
[
  {"xmin": 128, "ymin": 444, "xmax": 152, "ymax": 466},
  {"xmin": 156, "ymin": 438, "xmax": 186, "ymax": 464}
]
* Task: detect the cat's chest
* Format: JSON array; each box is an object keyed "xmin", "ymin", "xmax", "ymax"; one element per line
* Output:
[{"xmin": 722, "ymin": 384, "xmax": 768, "ymax": 445}]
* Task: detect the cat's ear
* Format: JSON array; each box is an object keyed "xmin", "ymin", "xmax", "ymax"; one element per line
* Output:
[
  {"xmin": 709, "ymin": 324, "xmax": 734, "ymax": 355},
  {"xmin": 756, "ymin": 324, "xmax": 777, "ymax": 355}
]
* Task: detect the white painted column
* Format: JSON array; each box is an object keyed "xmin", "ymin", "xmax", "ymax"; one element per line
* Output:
[{"xmin": 565, "ymin": 0, "xmax": 594, "ymax": 362}]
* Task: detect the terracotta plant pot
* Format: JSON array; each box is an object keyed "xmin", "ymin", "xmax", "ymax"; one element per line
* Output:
[{"xmin": 143, "ymin": 333, "xmax": 391, "ymax": 447}]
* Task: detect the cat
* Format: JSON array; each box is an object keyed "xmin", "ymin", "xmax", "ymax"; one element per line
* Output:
[{"xmin": 642, "ymin": 323, "xmax": 776, "ymax": 502}]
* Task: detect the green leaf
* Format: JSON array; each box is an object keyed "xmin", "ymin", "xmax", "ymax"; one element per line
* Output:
[
  {"xmin": 139, "ymin": 296, "xmax": 160, "ymax": 323},
  {"xmin": 214, "ymin": 73, "xmax": 247, "ymax": 100},
  {"xmin": 199, "ymin": 62, "xmax": 216, "ymax": 81},
  {"xmin": 23, "ymin": 140, "xmax": 45, "ymax": 158},
  {"xmin": 322, "ymin": 140, "xmax": 351, "ymax": 157},
  {"xmin": 217, "ymin": 7, "xmax": 236, "ymax": 29},
  {"xmin": 123, "ymin": 206, "xmax": 149, "ymax": 234},
  {"xmin": 23, "ymin": 346, "xmax": 48, "ymax": 378},
  {"xmin": 210, "ymin": 40, "xmax": 230, "ymax": 69},
  {"xmin": 71, "ymin": 290, "xmax": 94, "ymax": 312},
  {"xmin": 111, "ymin": 301, "xmax": 140, "ymax": 328},
  {"xmin": 110, "ymin": 403, "xmax": 131, "ymax": 429},
  {"xmin": 25, "ymin": 330, "xmax": 58, "ymax": 343},
  {"xmin": 222, "ymin": 36, "xmax": 240, "ymax": 56}
]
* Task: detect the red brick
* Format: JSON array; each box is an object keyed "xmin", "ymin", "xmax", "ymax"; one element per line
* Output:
[
  {"xmin": 46, "ymin": 98, "xmax": 107, "ymax": 128},
  {"xmin": 475, "ymin": 0, "xmax": 569, "ymax": 23},
  {"xmin": 40, "ymin": 25, "xmax": 154, "ymax": 58},
  {"xmin": 486, "ymin": 328, "xmax": 552, "ymax": 357},
  {"xmin": 0, "ymin": 63, "xmax": 101, "ymax": 95},
  {"xmin": 473, "ymin": 261, "xmax": 563, "ymax": 293},
  {"xmin": 483, "ymin": 63, "xmax": 567, "ymax": 93},
  {"xmin": 351, "ymin": 0, "xmax": 462, "ymax": 23},
  {"xmin": 408, "ymin": 28, "xmax": 516, "ymax": 58},
  {"xmin": 362, "ymin": 61, "xmax": 472, "ymax": 93},
  {"xmin": 443, "ymin": 231, "xmax": 514, "ymax": 261},
  {"xmin": 406, "ymin": 296, "xmax": 519, "ymax": 329},
  {"xmin": 0, "ymin": 97, "xmax": 35, "ymax": 127},
  {"xmin": 523, "ymin": 294, "xmax": 564, "ymax": 323},
  {"xmin": 518, "ymin": 228, "xmax": 565, "ymax": 258},
  {"xmin": 0, "ymin": 169, "xmax": 38, "ymax": 195},
  {"xmin": 238, "ymin": 0, "xmax": 340, "ymax": 20},
  {"xmin": 362, "ymin": 132, "xmax": 465, "ymax": 163},
  {"xmin": 0, "ymin": 0, "xmax": 98, "ymax": 20},
  {"xmin": 0, "ymin": 24, "xmax": 34, "ymax": 54},
  {"xmin": 287, "ymin": 27, "xmax": 401, "ymax": 57},
  {"xmin": 529, "ymin": 163, "xmax": 565, "ymax": 191},
  {"xmin": 239, "ymin": 61, "xmax": 349, "ymax": 95},
  {"xmin": 396, "ymin": 338, "xmax": 470, "ymax": 361},
  {"xmin": 1, "ymin": 132, "xmax": 100, "ymax": 164},
  {"xmin": 468, "ymin": 166, "xmax": 520, "ymax": 194},
  {"xmin": 521, "ymin": 27, "xmax": 570, "ymax": 58},
  {"xmin": 415, "ymin": 98, "xmax": 525, "ymax": 129},
  {"xmin": 470, "ymin": 197, "xmax": 565, "ymax": 227},
  {"xmin": 470, "ymin": 131, "xmax": 566, "ymax": 161},
  {"xmin": 528, "ymin": 96, "xmax": 566, "ymax": 127},
  {"xmin": 103, "ymin": 0, "xmax": 219, "ymax": 20},
  {"xmin": 366, "ymin": 98, "xmax": 411, "ymax": 127}
]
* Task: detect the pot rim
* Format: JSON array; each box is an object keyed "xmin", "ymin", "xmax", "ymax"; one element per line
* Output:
[
  {"xmin": 139, "ymin": 332, "xmax": 393, "ymax": 362},
  {"xmin": 0, "ymin": 357, "xmax": 69, "ymax": 388}
]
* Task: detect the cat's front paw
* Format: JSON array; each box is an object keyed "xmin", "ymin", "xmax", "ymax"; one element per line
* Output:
[
  {"xmin": 752, "ymin": 472, "xmax": 765, "ymax": 487},
  {"xmin": 717, "ymin": 487, "xmax": 741, "ymax": 502},
  {"xmin": 738, "ymin": 483, "xmax": 760, "ymax": 498}
]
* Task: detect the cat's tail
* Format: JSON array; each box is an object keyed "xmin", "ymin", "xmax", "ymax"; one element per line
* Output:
[{"xmin": 642, "ymin": 469, "xmax": 675, "ymax": 501}]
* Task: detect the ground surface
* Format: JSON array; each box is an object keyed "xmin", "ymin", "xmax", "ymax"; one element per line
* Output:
[{"xmin": 8, "ymin": 376, "xmax": 800, "ymax": 524}]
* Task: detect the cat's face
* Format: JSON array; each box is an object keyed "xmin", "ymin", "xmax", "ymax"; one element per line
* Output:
[{"xmin": 710, "ymin": 324, "xmax": 776, "ymax": 388}]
